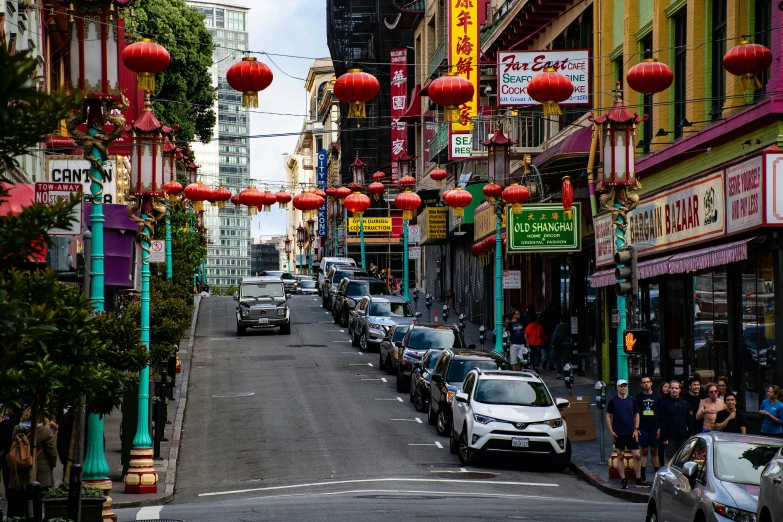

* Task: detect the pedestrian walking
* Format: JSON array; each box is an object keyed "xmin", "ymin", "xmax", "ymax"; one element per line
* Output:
[
  {"xmin": 606, "ymin": 380, "xmax": 646, "ymax": 489},
  {"xmin": 714, "ymin": 392, "xmax": 746, "ymax": 434},
  {"xmin": 696, "ymin": 383, "xmax": 725, "ymax": 431},
  {"xmin": 524, "ymin": 313, "xmax": 546, "ymax": 372},
  {"xmin": 549, "ymin": 313, "xmax": 571, "ymax": 379},
  {"xmin": 505, "ymin": 309, "xmax": 527, "ymax": 371},
  {"xmin": 635, "ymin": 375, "xmax": 660, "ymax": 483},
  {"xmin": 659, "ymin": 380, "xmax": 693, "ymax": 463},
  {"xmin": 0, "ymin": 404, "xmax": 22, "ymax": 500},
  {"xmin": 759, "ymin": 385, "xmax": 783, "ymax": 438}
]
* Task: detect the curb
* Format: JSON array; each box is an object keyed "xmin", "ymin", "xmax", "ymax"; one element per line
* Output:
[
  {"xmin": 113, "ymin": 295, "xmax": 202, "ymax": 509},
  {"xmin": 569, "ymin": 458, "xmax": 650, "ymax": 504}
]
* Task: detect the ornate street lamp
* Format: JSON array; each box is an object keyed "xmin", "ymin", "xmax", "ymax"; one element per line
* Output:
[
  {"xmin": 161, "ymin": 127, "xmax": 181, "ymax": 280},
  {"xmin": 344, "ymin": 190, "xmax": 371, "ymax": 270},
  {"xmin": 591, "ymin": 83, "xmax": 645, "ymax": 382},
  {"xmin": 349, "ymin": 152, "xmax": 366, "ymax": 187},
  {"xmin": 397, "ymin": 149, "xmax": 414, "ymax": 182},
  {"xmin": 307, "ymin": 218, "xmax": 316, "ymax": 276},
  {"xmin": 296, "ymin": 223, "xmax": 306, "ymax": 274},
  {"xmin": 284, "ymin": 236, "xmax": 292, "ymax": 271}
]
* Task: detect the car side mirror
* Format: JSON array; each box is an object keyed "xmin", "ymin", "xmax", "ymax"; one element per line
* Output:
[
  {"xmin": 394, "ymin": 341, "xmax": 404, "ymax": 349},
  {"xmin": 286, "ymin": 293, "xmax": 292, "ymax": 299},
  {"xmin": 233, "ymin": 292, "xmax": 238, "ymax": 301},
  {"xmin": 682, "ymin": 461, "xmax": 699, "ymax": 480},
  {"xmin": 455, "ymin": 392, "xmax": 469, "ymax": 403},
  {"xmin": 432, "ymin": 374, "xmax": 443, "ymax": 384},
  {"xmin": 555, "ymin": 398, "xmax": 570, "ymax": 410},
  {"xmin": 412, "ymin": 361, "xmax": 422, "ymax": 369}
]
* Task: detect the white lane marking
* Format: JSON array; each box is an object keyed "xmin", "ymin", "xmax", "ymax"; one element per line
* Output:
[
  {"xmin": 460, "ymin": 467, "xmax": 468, "ymax": 472},
  {"xmin": 416, "ymin": 417, "xmax": 423, "ymax": 424},
  {"xmin": 375, "ymin": 398, "xmax": 400, "ymax": 401},
  {"xmin": 136, "ymin": 505, "xmax": 164, "ymax": 520},
  {"xmin": 391, "ymin": 418, "xmax": 419, "ymax": 422},
  {"xmin": 198, "ymin": 477, "xmax": 560, "ymax": 497},
  {"xmin": 360, "ymin": 378, "xmax": 387, "ymax": 382},
  {"xmin": 435, "ymin": 441, "xmax": 443, "ymax": 449},
  {"xmin": 333, "ymin": 340, "xmax": 351, "ymax": 343},
  {"xmin": 408, "ymin": 443, "xmax": 439, "ymax": 447},
  {"xmin": 349, "ymin": 363, "xmax": 373, "ymax": 367},
  {"xmin": 326, "ymin": 330, "xmax": 344, "ymax": 332},
  {"xmin": 318, "ymin": 320, "xmax": 334, "ymax": 323},
  {"xmin": 383, "ymin": 377, "xmax": 387, "ymax": 382},
  {"xmin": 209, "ymin": 337, "xmax": 238, "ymax": 341}
]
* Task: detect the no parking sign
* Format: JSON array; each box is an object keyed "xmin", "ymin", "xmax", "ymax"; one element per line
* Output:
[{"xmin": 149, "ymin": 240, "xmax": 165, "ymax": 263}]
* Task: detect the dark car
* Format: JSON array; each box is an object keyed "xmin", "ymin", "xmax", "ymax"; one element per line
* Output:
[
  {"xmin": 379, "ymin": 324, "xmax": 411, "ymax": 374},
  {"xmin": 322, "ymin": 266, "xmax": 368, "ymax": 309},
  {"xmin": 259, "ymin": 270, "xmax": 298, "ymax": 293},
  {"xmin": 332, "ymin": 276, "xmax": 390, "ymax": 327},
  {"xmin": 410, "ymin": 349, "xmax": 445, "ymax": 412},
  {"xmin": 235, "ymin": 276, "xmax": 291, "ymax": 335},
  {"xmin": 428, "ymin": 349, "xmax": 510, "ymax": 436},
  {"xmin": 349, "ymin": 295, "xmax": 414, "ymax": 351},
  {"xmin": 396, "ymin": 324, "xmax": 465, "ymax": 394}
]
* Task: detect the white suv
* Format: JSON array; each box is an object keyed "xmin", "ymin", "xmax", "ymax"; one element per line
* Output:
[{"xmin": 450, "ymin": 369, "xmax": 572, "ymax": 470}]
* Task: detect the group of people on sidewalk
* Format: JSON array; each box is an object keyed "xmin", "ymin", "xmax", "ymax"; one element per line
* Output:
[
  {"xmin": 504, "ymin": 303, "xmax": 571, "ymax": 378},
  {"xmin": 605, "ymin": 372, "xmax": 783, "ymax": 490}
]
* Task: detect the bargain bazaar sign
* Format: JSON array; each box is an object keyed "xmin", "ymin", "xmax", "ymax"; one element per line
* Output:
[{"xmin": 497, "ymin": 50, "xmax": 590, "ymax": 107}]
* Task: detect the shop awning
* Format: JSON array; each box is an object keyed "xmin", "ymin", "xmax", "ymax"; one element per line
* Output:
[
  {"xmin": 533, "ymin": 126, "xmax": 593, "ymax": 168},
  {"xmin": 589, "ymin": 237, "xmax": 757, "ymax": 288}
]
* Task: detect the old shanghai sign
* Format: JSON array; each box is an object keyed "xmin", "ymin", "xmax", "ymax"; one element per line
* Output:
[
  {"xmin": 507, "ymin": 203, "xmax": 581, "ymax": 253},
  {"xmin": 497, "ymin": 50, "xmax": 590, "ymax": 107}
]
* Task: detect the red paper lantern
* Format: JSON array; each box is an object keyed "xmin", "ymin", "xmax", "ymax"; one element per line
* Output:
[
  {"xmin": 275, "ymin": 190, "xmax": 292, "ymax": 209},
  {"xmin": 325, "ymin": 187, "xmax": 339, "ymax": 199},
  {"xmin": 723, "ymin": 41, "xmax": 773, "ymax": 91},
  {"xmin": 163, "ymin": 181, "xmax": 184, "ymax": 199},
  {"xmin": 183, "ymin": 181, "xmax": 212, "ymax": 212},
  {"xmin": 443, "ymin": 187, "xmax": 472, "ymax": 217},
  {"xmin": 394, "ymin": 190, "xmax": 421, "ymax": 220},
  {"xmin": 482, "ymin": 182, "xmax": 503, "ymax": 204},
  {"xmin": 343, "ymin": 192, "xmax": 371, "ymax": 218},
  {"xmin": 347, "ymin": 181, "xmax": 362, "ymax": 193},
  {"xmin": 314, "ymin": 189, "xmax": 327, "ymax": 201},
  {"xmin": 371, "ymin": 171, "xmax": 386, "ymax": 182},
  {"xmin": 213, "ymin": 186, "xmax": 232, "ymax": 209},
  {"xmin": 293, "ymin": 190, "xmax": 323, "ymax": 218},
  {"xmin": 430, "ymin": 168, "xmax": 447, "ymax": 187},
  {"xmin": 427, "ymin": 71, "xmax": 475, "ymax": 123},
  {"xmin": 226, "ymin": 57, "xmax": 274, "ymax": 108},
  {"xmin": 399, "ymin": 175, "xmax": 416, "ymax": 188},
  {"xmin": 562, "ymin": 176, "xmax": 574, "ymax": 218},
  {"xmin": 333, "ymin": 68, "xmax": 380, "ymax": 119},
  {"xmin": 230, "ymin": 195, "xmax": 241, "ymax": 209},
  {"xmin": 367, "ymin": 181, "xmax": 385, "ymax": 201},
  {"xmin": 334, "ymin": 186, "xmax": 352, "ymax": 200},
  {"xmin": 261, "ymin": 190, "xmax": 276, "ymax": 212},
  {"xmin": 238, "ymin": 186, "xmax": 265, "ymax": 216},
  {"xmin": 526, "ymin": 67, "xmax": 574, "ymax": 116},
  {"xmin": 503, "ymin": 183, "xmax": 531, "ymax": 214},
  {"xmin": 122, "ymin": 38, "xmax": 171, "ymax": 91},
  {"xmin": 471, "ymin": 243, "xmax": 481, "ymax": 257},
  {"xmin": 626, "ymin": 58, "xmax": 674, "ymax": 95}
]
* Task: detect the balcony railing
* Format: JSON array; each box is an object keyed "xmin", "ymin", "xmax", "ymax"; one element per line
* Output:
[
  {"xmin": 428, "ymin": 38, "xmax": 447, "ymax": 79},
  {"xmin": 471, "ymin": 115, "xmax": 547, "ymax": 155},
  {"xmin": 428, "ymin": 123, "xmax": 449, "ymax": 159}
]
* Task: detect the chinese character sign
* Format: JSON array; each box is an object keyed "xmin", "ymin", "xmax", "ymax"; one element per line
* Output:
[
  {"xmin": 449, "ymin": 0, "xmax": 478, "ymax": 133},
  {"xmin": 390, "ymin": 48, "xmax": 408, "ymax": 184}
]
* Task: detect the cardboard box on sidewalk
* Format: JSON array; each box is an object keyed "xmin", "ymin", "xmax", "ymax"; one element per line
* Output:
[
  {"xmin": 558, "ymin": 395, "xmax": 592, "ymax": 411},
  {"xmin": 562, "ymin": 409, "xmax": 596, "ymax": 441}
]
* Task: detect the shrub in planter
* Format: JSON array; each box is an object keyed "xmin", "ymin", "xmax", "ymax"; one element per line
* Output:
[{"xmin": 42, "ymin": 482, "xmax": 106, "ymax": 522}]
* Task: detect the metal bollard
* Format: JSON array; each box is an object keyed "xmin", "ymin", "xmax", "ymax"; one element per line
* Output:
[
  {"xmin": 160, "ymin": 365, "xmax": 169, "ymax": 442},
  {"xmin": 28, "ymin": 480, "xmax": 42, "ymax": 522},
  {"xmin": 595, "ymin": 381, "xmax": 608, "ymax": 464},
  {"xmin": 67, "ymin": 463, "xmax": 83, "ymax": 522}
]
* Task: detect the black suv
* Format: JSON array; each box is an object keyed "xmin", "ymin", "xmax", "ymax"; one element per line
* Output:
[
  {"xmin": 428, "ymin": 349, "xmax": 510, "ymax": 436},
  {"xmin": 332, "ymin": 276, "xmax": 389, "ymax": 327},
  {"xmin": 322, "ymin": 266, "xmax": 368, "ymax": 309},
  {"xmin": 395, "ymin": 324, "xmax": 465, "ymax": 393}
]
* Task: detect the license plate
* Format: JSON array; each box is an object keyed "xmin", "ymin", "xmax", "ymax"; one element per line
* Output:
[
  {"xmin": 258, "ymin": 318, "xmax": 269, "ymax": 324},
  {"xmin": 511, "ymin": 437, "xmax": 529, "ymax": 448}
]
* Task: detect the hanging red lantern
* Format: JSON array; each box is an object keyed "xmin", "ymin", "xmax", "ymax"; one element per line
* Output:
[
  {"xmin": 428, "ymin": 72, "xmax": 475, "ymax": 123},
  {"xmin": 443, "ymin": 187, "xmax": 472, "ymax": 217},
  {"xmin": 371, "ymin": 171, "xmax": 386, "ymax": 182},
  {"xmin": 163, "ymin": 181, "xmax": 184, "ymax": 200},
  {"xmin": 213, "ymin": 186, "xmax": 232, "ymax": 209},
  {"xmin": 238, "ymin": 186, "xmax": 265, "ymax": 216},
  {"xmin": 471, "ymin": 243, "xmax": 481, "ymax": 257},
  {"xmin": 561, "ymin": 176, "xmax": 574, "ymax": 218},
  {"xmin": 334, "ymin": 186, "xmax": 352, "ymax": 201},
  {"xmin": 260, "ymin": 190, "xmax": 276, "ymax": 212},
  {"xmin": 314, "ymin": 189, "xmax": 327, "ymax": 201},
  {"xmin": 275, "ymin": 189, "xmax": 292, "ymax": 209},
  {"xmin": 226, "ymin": 56, "xmax": 274, "ymax": 108},
  {"xmin": 343, "ymin": 192, "xmax": 371, "ymax": 218},
  {"xmin": 723, "ymin": 40, "xmax": 773, "ymax": 91},
  {"xmin": 367, "ymin": 181, "xmax": 385, "ymax": 201},
  {"xmin": 399, "ymin": 175, "xmax": 416, "ymax": 188},
  {"xmin": 482, "ymin": 182, "xmax": 503, "ymax": 204},
  {"xmin": 394, "ymin": 189, "xmax": 421, "ymax": 221},
  {"xmin": 503, "ymin": 183, "xmax": 531, "ymax": 214},
  {"xmin": 293, "ymin": 190, "xmax": 323, "ymax": 219},
  {"xmin": 526, "ymin": 67, "xmax": 574, "ymax": 116},
  {"xmin": 325, "ymin": 187, "xmax": 338, "ymax": 199},
  {"xmin": 333, "ymin": 68, "xmax": 380, "ymax": 119},
  {"xmin": 183, "ymin": 181, "xmax": 212, "ymax": 212},
  {"xmin": 626, "ymin": 58, "xmax": 674, "ymax": 95},
  {"xmin": 121, "ymin": 38, "xmax": 171, "ymax": 91},
  {"xmin": 231, "ymin": 195, "xmax": 242, "ymax": 214},
  {"xmin": 430, "ymin": 168, "xmax": 447, "ymax": 187}
]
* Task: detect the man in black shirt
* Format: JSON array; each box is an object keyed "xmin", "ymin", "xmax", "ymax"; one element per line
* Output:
[
  {"xmin": 659, "ymin": 381, "xmax": 693, "ymax": 462},
  {"xmin": 635, "ymin": 375, "xmax": 660, "ymax": 483},
  {"xmin": 715, "ymin": 392, "xmax": 747, "ymax": 434},
  {"xmin": 684, "ymin": 375, "xmax": 705, "ymax": 433}
]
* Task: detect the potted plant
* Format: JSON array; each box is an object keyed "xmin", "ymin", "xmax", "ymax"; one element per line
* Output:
[{"xmin": 41, "ymin": 482, "xmax": 106, "ymax": 522}]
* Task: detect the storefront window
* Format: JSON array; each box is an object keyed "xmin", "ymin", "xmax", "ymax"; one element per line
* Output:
[
  {"xmin": 691, "ymin": 268, "xmax": 729, "ymax": 384},
  {"xmin": 640, "ymin": 282, "xmax": 661, "ymax": 377},
  {"xmin": 740, "ymin": 252, "xmax": 775, "ymax": 412},
  {"xmin": 665, "ymin": 279, "xmax": 688, "ymax": 378}
]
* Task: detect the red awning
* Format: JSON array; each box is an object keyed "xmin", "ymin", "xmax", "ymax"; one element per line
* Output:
[
  {"xmin": 399, "ymin": 84, "xmax": 423, "ymax": 122},
  {"xmin": 1, "ymin": 183, "xmax": 46, "ymax": 262},
  {"xmin": 533, "ymin": 126, "xmax": 593, "ymax": 168}
]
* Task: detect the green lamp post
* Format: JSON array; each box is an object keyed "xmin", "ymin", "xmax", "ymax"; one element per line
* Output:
[
  {"xmin": 307, "ymin": 217, "xmax": 316, "ymax": 276},
  {"xmin": 348, "ymin": 152, "xmax": 367, "ymax": 269},
  {"xmin": 396, "ymin": 151, "xmax": 417, "ymax": 302},
  {"xmin": 296, "ymin": 223, "xmax": 306, "ymax": 275}
]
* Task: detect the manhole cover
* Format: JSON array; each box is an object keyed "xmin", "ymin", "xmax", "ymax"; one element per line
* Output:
[
  {"xmin": 432, "ymin": 471, "xmax": 496, "ymax": 479},
  {"xmin": 211, "ymin": 392, "xmax": 256, "ymax": 398}
]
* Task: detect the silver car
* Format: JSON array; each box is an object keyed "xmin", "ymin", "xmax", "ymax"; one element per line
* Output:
[
  {"xmin": 349, "ymin": 295, "xmax": 414, "ymax": 352},
  {"xmin": 758, "ymin": 445, "xmax": 783, "ymax": 522},
  {"xmin": 647, "ymin": 433, "xmax": 782, "ymax": 522}
]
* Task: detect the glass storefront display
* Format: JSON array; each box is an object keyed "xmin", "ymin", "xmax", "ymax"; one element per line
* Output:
[{"xmin": 690, "ymin": 268, "xmax": 730, "ymax": 384}]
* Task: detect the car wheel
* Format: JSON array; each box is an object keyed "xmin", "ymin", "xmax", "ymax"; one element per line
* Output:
[
  {"xmin": 340, "ymin": 311, "xmax": 348, "ymax": 327},
  {"xmin": 360, "ymin": 333, "xmax": 369, "ymax": 352},
  {"xmin": 413, "ymin": 385, "xmax": 426, "ymax": 412},
  {"xmin": 237, "ymin": 324, "xmax": 246, "ymax": 336},
  {"xmin": 645, "ymin": 503, "xmax": 658, "ymax": 522},
  {"xmin": 449, "ymin": 429, "xmax": 459, "ymax": 454},
  {"xmin": 385, "ymin": 354, "xmax": 394, "ymax": 375},
  {"xmin": 427, "ymin": 404, "xmax": 436, "ymax": 426},
  {"xmin": 279, "ymin": 322, "xmax": 291, "ymax": 335},
  {"xmin": 551, "ymin": 439, "xmax": 571, "ymax": 472},
  {"xmin": 379, "ymin": 349, "xmax": 385, "ymax": 370},
  {"xmin": 396, "ymin": 367, "xmax": 407, "ymax": 393},
  {"xmin": 458, "ymin": 430, "xmax": 476, "ymax": 465},
  {"xmin": 351, "ymin": 328, "xmax": 360, "ymax": 347},
  {"xmin": 436, "ymin": 406, "xmax": 450, "ymax": 436},
  {"xmin": 333, "ymin": 309, "xmax": 339, "ymax": 324}
]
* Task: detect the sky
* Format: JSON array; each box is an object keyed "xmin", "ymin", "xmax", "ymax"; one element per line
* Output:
[{"xmin": 244, "ymin": 1, "xmax": 329, "ymax": 240}]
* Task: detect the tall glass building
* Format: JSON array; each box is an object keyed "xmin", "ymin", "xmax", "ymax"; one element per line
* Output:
[{"xmin": 187, "ymin": 1, "xmax": 251, "ymax": 288}]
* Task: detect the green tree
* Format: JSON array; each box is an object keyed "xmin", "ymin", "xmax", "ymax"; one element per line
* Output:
[{"xmin": 130, "ymin": 0, "xmax": 217, "ymax": 144}]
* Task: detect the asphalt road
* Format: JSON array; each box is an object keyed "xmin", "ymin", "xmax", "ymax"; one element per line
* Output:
[{"xmin": 117, "ymin": 295, "xmax": 645, "ymax": 521}]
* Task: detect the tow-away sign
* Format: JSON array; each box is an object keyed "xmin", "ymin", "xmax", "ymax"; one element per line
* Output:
[{"xmin": 34, "ymin": 182, "xmax": 83, "ymax": 236}]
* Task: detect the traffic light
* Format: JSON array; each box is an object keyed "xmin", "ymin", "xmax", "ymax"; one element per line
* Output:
[
  {"xmin": 614, "ymin": 247, "xmax": 638, "ymax": 297},
  {"xmin": 623, "ymin": 329, "xmax": 651, "ymax": 354}
]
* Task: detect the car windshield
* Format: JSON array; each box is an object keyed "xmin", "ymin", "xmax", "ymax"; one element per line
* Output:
[
  {"xmin": 714, "ymin": 441, "xmax": 782, "ymax": 485},
  {"xmin": 346, "ymin": 282, "xmax": 388, "ymax": 297},
  {"xmin": 474, "ymin": 379, "xmax": 553, "ymax": 406},
  {"xmin": 299, "ymin": 281, "xmax": 316, "ymax": 288},
  {"xmin": 407, "ymin": 329, "xmax": 461, "ymax": 350},
  {"xmin": 446, "ymin": 360, "xmax": 506, "ymax": 384},
  {"xmin": 370, "ymin": 302, "xmax": 413, "ymax": 317},
  {"xmin": 425, "ymin": 350, "xmax": 444, "ymax": 370},
  {"xmin": 241, "ymin": 283, "xmax": 284, "ymax": 298},
  {"xmin": 333, "ymin": 269, "xmax": 365, "ymax": 282},
  {"xmin": 392, "ymin": 326, "xmax": 409, "ymax": 342},
  {"xmin": 326, "ymin": 261, "xmax": 355, "ymax": 271}
]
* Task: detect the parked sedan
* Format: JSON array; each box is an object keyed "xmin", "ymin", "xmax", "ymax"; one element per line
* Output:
[
  {"xmin": 758, "ymin": 444, "xmax": 783, "ymax": 522},
  {"xmin": 349, "ymin": 295, "xmax": 414, "ymax": 351},
  {"xmin": 259, "ymin": 270, "xmax": 298, "ymax": 293},
  {"xmin": 322, "ymin": 266, "xmax": 368, "ymax": 309},
  {"xmin": 409, "ymin": 349, "xmax": 444, "ymax": 412},
  {"xmin": 296, "ymin": 278, "xmax": 318, "ymax": 295},
  {"xmin": 378, "ymin": 324, "xmax": 410, "ymax": 374},
  {"xmin": 332, "ymin": 276, "xmax": 389, "ymax": 327},
  {"xmin": 646, "ymin": 433, "xmax": 782, "ymax": 522},
  {"xmin": 395, "ymin": 324, "xmax": 465, "ymax": 394}
]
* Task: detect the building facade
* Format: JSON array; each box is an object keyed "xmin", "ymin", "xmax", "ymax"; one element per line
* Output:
[
  {"xmin": 250, "ymin": 238, "xmax": 282, "ymax": 274},
  {"xmin": 188, "ymin": 0, "xmax": 252, "ymax": 287}
]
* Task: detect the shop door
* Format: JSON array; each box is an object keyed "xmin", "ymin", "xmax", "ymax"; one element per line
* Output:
[
  {"xmin": 690, "ymin": 268, "xmax": 730, "ymax": 384},
  {"xmin": 663, "ymin": 278, "xmax": 689, "ymax": 380}
]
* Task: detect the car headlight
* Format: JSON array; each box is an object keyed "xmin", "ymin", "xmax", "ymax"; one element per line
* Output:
[
  {"xmin": 473, "ymin": 414, "xmax": 498, "ymax": 425},
  {"xmin": 241, "ymin": 309, "xmax": 249, "ymax": 317},
  {"xmin": 277, "ymin": 308, "xmax": 286, "ymax": 316},
  {"xmin": 401, "ymin": 352, "xmax": 418, "ymax": 364},
  {"xmin": 368, "ymin": 322, "xmax": 386, "ymax": 331},
  {"xmin": 546, "ymin": 418, "xmax": 563, "ymax": 429},
  {"xmin": 713, "ymin": 503, "xmax": 756, "ymax": 522},
  {"xmin": 446, "ymin": 391, "xmax": 455, "ymax": 403}
]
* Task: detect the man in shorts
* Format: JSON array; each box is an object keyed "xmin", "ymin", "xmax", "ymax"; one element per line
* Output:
[
  {"xmin": 606, "ymin": 380, "xmax": 645, "ymax": 489},
  {"xmin": 635, "ymin": 375, "xmax": 660, "ymax": 484},
  {"xmin": 505, "ymin": 309, "xmax": 527, "ymax": 370}
]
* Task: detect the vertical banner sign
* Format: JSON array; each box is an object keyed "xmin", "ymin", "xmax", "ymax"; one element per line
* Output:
[
  {"xmin": 317, "ymin": 149, "xmax": 328, "ymax": 237},
  {"xmin": 390, "ymin": 49, "xmax": 408, "ymax": 184},
  {"xmin": 449, "ymin": 0, "xmax": 479, "ymax": 160}
]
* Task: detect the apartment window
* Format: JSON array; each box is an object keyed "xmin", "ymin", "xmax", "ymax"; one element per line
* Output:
[
  {"xmin": 197, "ymin": 7, "xmax": 213, "ymax": 27},
  {"xmin": 673, "ymin": 12, "xmax": 687, "ymax": 139},
  {"xmin": 226, "ymin": 11, "xmax": 246, "ymax": 31},
  {"xmin": 711, "ymin": 0, "xmax": 727, "ymax": 119},
  {"xmin": 613, "ymin": 57, "xmax": 624, "ymax": 92},
  {"xmin": 755, "ymin": 0, "xmax": 772, "ymax": 97},
  {"xmin": 215, "ymin": 9, "xmax": 225, "ymax": 28},
  {"xmin": 638, "ymin": 37, "xmax": 654, "ymax": 154}
]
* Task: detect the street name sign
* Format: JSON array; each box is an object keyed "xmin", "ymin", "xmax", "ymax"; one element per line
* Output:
[{"xmin": 507, "ymin": 203, "xmax": 581, "ymax": 253}]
